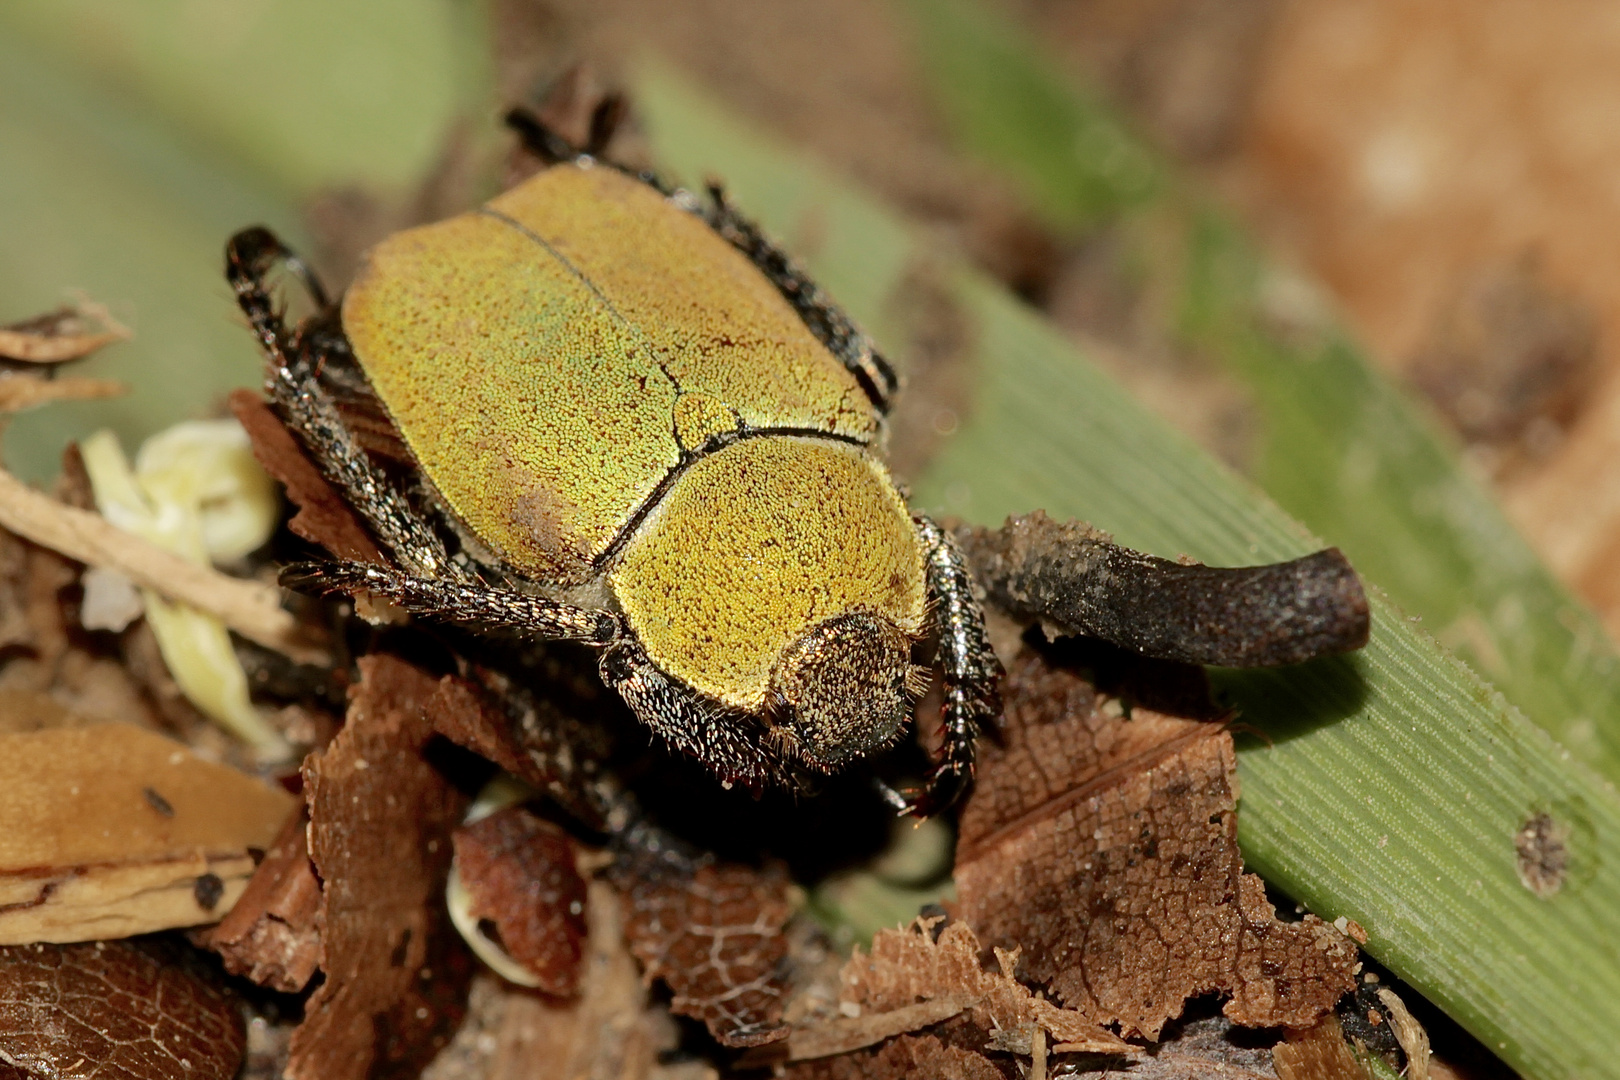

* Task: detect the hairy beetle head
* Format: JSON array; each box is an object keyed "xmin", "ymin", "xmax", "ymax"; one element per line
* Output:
[{"xmin": 769, "ymin": 611, "xmax": 923, "ymax": 771}]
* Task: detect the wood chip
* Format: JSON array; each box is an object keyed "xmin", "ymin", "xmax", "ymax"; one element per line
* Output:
[
  {"xmin": 955, "ymin": 650, "xmax": 1357, "ymax": 1039},
  {"xmin": 0, "ymin": 724, "xmax": 297, "ymax": 944},
  {"xmin": 1273, "ymin": 1014, "xmax": 1366, "ymax": 1080},
  {"xmin": 0, "ymin": 466, "xmax": 325, "ymax": 664},
  {"xmin": 0, "ymin": 939, "xmax": 244, "ymax": 1080}
]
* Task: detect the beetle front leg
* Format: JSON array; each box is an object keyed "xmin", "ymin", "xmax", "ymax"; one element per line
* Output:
[
  {"xmin": 598, "ymin": 636, "xmax": 791, "ymax": 794},
  {"xmin": 881, "ymin": 516, "xmax": 1003, "ymax": 817},
  {"xmin": 281, "ymin": 560, "xmax": 620, "ymax": 644},
  {"xmin": 226, "ymin": 228, "xmax": 464, "ymax": 582}
]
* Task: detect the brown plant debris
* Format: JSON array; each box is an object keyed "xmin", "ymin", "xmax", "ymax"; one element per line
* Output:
[
  {"xmin": 0, "ymin": 939, "xmax": 244, "ymax": 1080},
  {"xmin": 425, "ymin": 670, "xmax": 610, "ymax": 825},
  {"xmin": 1374, "ymin": 988, "xmax": 1430, "ymax": 1080},
  {"xmin": 958, "ymin": 513, "xmax": 1369, "ymax": 668},
  {"xmin": 0, "ymin": 723, "xmax": 297, "ymax": 945},
  {"xmin": 198, "ymin": 807, "xmax": 323, "ymax": 993},
  {"xmin": 618, "ymin": 856, "xmax": 795, "ymax": 1048},
  {"xmin": 453, "ymin": 806, "xmax": 588, "ymax": 996},
  {"xmin": 229, "ymin": 390, "xmax": 383, "ymax": 565},
  {"xmin": 1273, "ymin": 1013, "xmax": 1365, "ymax": 1080},
  {"xmin": 0, "ymin": 466, "xmax": 325, "ymax": 664},
  {"xmin": 1513, "ymin": 810, "xmax": 1570, "ymax": 898},
  {"xmin": 0, "ymin": 303, "xmax": 130, "ymax": 364},
  {"xmin": 0, "ymin": 375, "xmax": 125, "ymax": 415},
  {"xmin": 422, "ymin": 882, "xmax": 692, "ymax": 1080},
  {"xmin": 955, "ymin": 650, "xmax": 1357, "ymax": 1039},
  {"xmin": 831, "ymin": 918, "xmax": 1126, "ymax": 1056},
  {"xmin": 286, "ymin": 654, "xmax": 475, "ymax": 1080},
  {"xmin": 783, "ymin": 1031, "xmax": 1006, "ymax": 1080}
]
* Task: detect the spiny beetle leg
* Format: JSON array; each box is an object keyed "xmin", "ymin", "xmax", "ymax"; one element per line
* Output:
[
  {"xmin": 883, "ymin": 516, "xmax": 1003, "ymax": 818},
  {"xmin": 282, "ymin": 560, "xmax": 619, "ymax": 644},
  {"xmin": 599, "ymin": 637, "xmax": 791, "ymax": 794}
]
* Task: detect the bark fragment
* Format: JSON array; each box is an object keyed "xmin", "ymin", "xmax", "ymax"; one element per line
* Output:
[
  {"xmin": 198, "ymin": 808, "xmax": 322, "ymax": 993},
  {"xmin": 955, "ymin": 650, "xmax": 1357, "ymax": 1039},
  {"xmin": 286, "ymin": 654, "xmax": 474, "ymax": 1080},
  {"xmin": 229, "ymin": 390, "xmax": 383, "ymax": 565},
  {"xmin": 958, "ymin": 512, "xmax": 1369, "ymax": 667},
  {"xmin": 0, "ymin": 939, "xmax": 243, "ymax": 1080}
]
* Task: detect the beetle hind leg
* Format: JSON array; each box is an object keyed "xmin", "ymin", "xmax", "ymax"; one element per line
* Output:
[{"xmin": 880, "ymin": 515, "xmax": 1003, "ymax": 817}]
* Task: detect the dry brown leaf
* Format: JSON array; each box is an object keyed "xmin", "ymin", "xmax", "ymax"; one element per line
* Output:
[
  {"xmin": 0, "ymin": 467, "xmax": 324, "ymax": 664},
  {"xmin": 955, "ymin": 650, "xmax": 1357, "ymax": 1039},
  {"xmin": 453, "ymin": 806, "xmax": 587, "ymax": 996},
  {"xmin": 0, "ymin": 304, "xmax": 131, "ymax": 364},
  {"xmin": 619, "ymin": 858, "xmax": 794, "ymax": 1048},
  {"xmin": 229, "ymin": 390, "xmax": 383, "ymax": 565},
  {"xmin": 837, "ymin": 918, "xmax": 1126, "ymax": 1055},
  {"xmin": 199, "ymin": 807, "xmax": 322, "ymax": 993},
  {"xmin": 0, "ymin": 723, "xmax": 297, "ymax": 944},
  {"xmin": 0, "ymin": 375, "xmax": 126, "ymax": 414},
  {"xmin": 0, "ymin": 939, "xmax": 243, "ymax": 1080},
  {"xmin": 287, "ymin": 654, "xmax": 475, "ymax": 1080}
]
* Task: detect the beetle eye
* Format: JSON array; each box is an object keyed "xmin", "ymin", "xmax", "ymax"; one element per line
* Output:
[{"xmin": 770, "ymin": 611, "xmax": 915, "ymax": 771}]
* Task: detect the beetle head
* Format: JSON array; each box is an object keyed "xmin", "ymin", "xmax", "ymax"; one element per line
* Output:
[{"xmin": 769, "ymin": 610, "xmax": 926, "ymax": 771}]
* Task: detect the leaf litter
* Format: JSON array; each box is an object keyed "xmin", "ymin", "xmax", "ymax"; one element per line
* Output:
[{"xmin": 955, "ymin": 645, "xmax": 1357, "ymax": 1040}]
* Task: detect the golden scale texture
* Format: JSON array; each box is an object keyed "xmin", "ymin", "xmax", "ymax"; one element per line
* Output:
[
  {"xmin": 611, "ymin": 437, "xmax": 924, "ymax": 709},
  {"xmin": 344, "ymin": 163, "xmax": 879, "ymax": 584}
]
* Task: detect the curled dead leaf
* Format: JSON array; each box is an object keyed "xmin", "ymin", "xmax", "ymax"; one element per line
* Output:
[
  {"xmin": 955, "ymin": 649, "xmax": 1357, "ymax": 1039},
  {"xmin": 833, "ymin": 918, "xmax": 1125, "ymax": 1056},
  {"xmin": 0, "ymin": 303, "xmax": 131, "ymax": 364},
  {"xmin": 452, "ymin": 805, "xmax": 587, "ymax": 996},
  {"xmin": 0, "ymin": 939, "xmax": 243, "ymax": 1080}
]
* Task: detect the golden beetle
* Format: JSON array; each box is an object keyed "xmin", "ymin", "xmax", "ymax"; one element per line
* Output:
[{"xmin": 226, "ymin": 106, "xmax": 1368, "ymax": 815}]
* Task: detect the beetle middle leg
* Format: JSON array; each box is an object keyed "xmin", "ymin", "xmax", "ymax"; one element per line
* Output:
[
  {"xmin": 280, "ymin": 560, "xmax": 620, "ymax": 644},
  {"xmin": 226, "ymin": 227, "xmax": 465, "ymax": 582},
  {"xmin": 879, "ymin": 515, "xmax": 1003, "ymax": 817}
]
